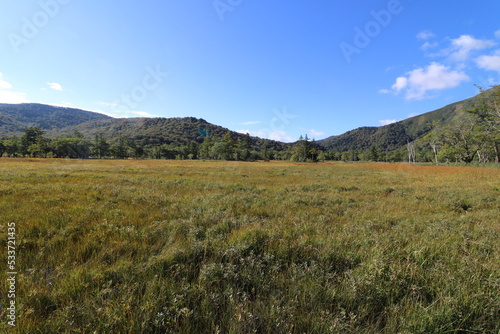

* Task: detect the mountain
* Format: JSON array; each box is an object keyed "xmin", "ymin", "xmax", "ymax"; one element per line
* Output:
[
  {"xmin": 50, "ymin": 116, "xmax": 286, "ymax": 150},
  {"xmin": 1, "ymin": 87, "xmax": 497, "ymax": 153},
  {"xmin": 0, "ymin": 103, "xmax": 111, "ymax": 137},
  {"xmin": 0, "ymin": 103, "xmax": 287, "ymax": 151},
  {"xmin": 318, "ymin": 87, "xmax": 499, "ymax": 152}
]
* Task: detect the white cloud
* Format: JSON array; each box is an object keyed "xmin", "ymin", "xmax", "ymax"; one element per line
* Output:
[
  {"xmin": 240, "ymin": 121, "xmax": 262, "ymax": 125},
  {"xmin": 0, "ymin": 91, "xmax": 29, "ymax": 104},
  {"xmin": 38, "ymin": 102, "xmax": 74, "ymax": 108},
  {"xmin": 476, "ymin": 50, "xmax": 500, "ymax": 72},
  {"xmin": 237, "ymin": 129, "xmax": 296, "ymax": 142},
  {"xmin": 379, "ymin": 119, "xmax": 398, "ymax": 126},
  {"xmin": 448, "ymin": 35, "xmax": 496, "ymax": 62},
  {"xmin": 0, "ymin": 73, "xmax": 29, "ymax": 103},
  {"xmin": 417, "ymin": 30, "xmax": 435, "ymax": 40},
  {"xmin": 309, "ymin": 129, "xmax": 325, "ymax": 138},
  {"xmin": 95, "ymin": 100, "xmax": 160, "ymax": 118},
  {"xmin": 47, "ymin": 82, "xmax": 63, "ymax": 91},
  {"xmin": 132, "ymin": 111, "xmax": 158, "ymax": 117},
  {"xmin": 417, "ymin": 31, "xmax": 439, "ymax": 52},
  {"xmin": 486, "ymin": 77, "xmax": 500, "ymax": 85},
  {"xmin": 421, "ymin": 41, "xmax": 439, "ymax": 51},
  {"xmin": 0, "ymin": 73, "xmax": 13, "ymax": 90},
  {"xmin": 388, "ymin": 62, "xmax": 470, "ymax": 100},
  {"xmin": 97, "ymin": 101, "xmax": 122, "ymax": 108},
  {"xmin": 268, "ymin": 131, "xmax": 296, "ymax": 142},
  {"xmin": 99, "ymin": 109, "xmax": 159, "ymax": 118},
  {"xmin": 392, "ymin": 77, "xmax": 408, "ymax": 91}
]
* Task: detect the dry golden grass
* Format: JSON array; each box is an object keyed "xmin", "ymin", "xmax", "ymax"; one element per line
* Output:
[{"xmin": 0, "ymin": 159, "xmax": 499, "ymax": 333}]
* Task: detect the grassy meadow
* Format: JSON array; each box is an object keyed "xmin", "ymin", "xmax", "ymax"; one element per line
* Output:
[{"xmin": 0, "ymin": 158, "xmax": 499, "ymax": 333}]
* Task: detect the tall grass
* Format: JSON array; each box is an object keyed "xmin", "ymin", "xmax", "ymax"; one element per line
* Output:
[{"xmin": 0, "ymin": 159, "xmax": 499, "ymax": 333}]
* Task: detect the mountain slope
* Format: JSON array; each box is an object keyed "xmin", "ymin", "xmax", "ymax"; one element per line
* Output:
[
  {"xmin": 319, "ymin": 90, "xmax": 489, "ymax": 152},
  {"xmin": 0, "ymin": 104, "xmax": 287, "ymax": 150},
  {"xmin": 1, "ymin": 87, "xmax": 497, "ymax": 153},
  {"xmin": 53, "ymin": 116, "xmax": 285, "ymax": 148},
  {"xmin": 0, "ymin": 103, "xmax": 111, "ymax": 137}
]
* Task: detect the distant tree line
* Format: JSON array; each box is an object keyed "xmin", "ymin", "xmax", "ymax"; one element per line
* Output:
[
  {"xmin": 0, "ymin": 129, "xmax": 278, "ymax": 161},
  {"xmin": 1, "ymin": 122, "xmax": 496, "ymax": 164},
  {"xmin": 1, "ymin": 87, "xmax": 498, "ymax": 164},
  {"xmin": 0, "ymin": 127, "xmax": 405, "ymax": 163}
]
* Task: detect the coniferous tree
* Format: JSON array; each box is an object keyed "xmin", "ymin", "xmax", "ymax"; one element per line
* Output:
[
  {"xmin": 237, "ymin": 133, "xmax": 251, "ymax": 161},
  {"xmin": 92, "ymin": 133, "xmax": 110, "ymax": 158},
  {"xmin": 110, "ymin": 136, "xmax": 129, "ymax": 159},
  {"xmin": 309, "ymin": 139, "xmax": 319, "ymax": 162},
  {"xmin": 21, "ymin": 127, "xmax": 45, "ymax": 156},
  {"xmin": 262, "ymin": 139, "xmax": 270, "ymax": 161},
  {"xmin": 222, "ymin": 132, "xmax": 235, "ymax": 160},
  {"xmin": 199, "ymin": 135, "xmax": 213, "ymax": 159},
  {"xmin": 367, "ymin": 146, "xmax": 379, "ymax": 162}
]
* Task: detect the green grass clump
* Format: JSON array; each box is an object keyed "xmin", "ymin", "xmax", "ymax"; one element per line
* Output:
[{"xmin": 0, "ymin": 159, "xmax": 498, "ymax": 333}]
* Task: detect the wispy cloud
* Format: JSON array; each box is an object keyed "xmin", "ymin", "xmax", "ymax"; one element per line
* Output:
[
  {"xmin": 416, "ymin": 30, "xmax": 435, "ymax": 40},
  {"xmin": 237, "ymin": 129, "xmax": 296, "ymax": 142},
  {"xmin": 417, "ymin": 30, "xmax": 439, "ymax": 52},
  {"xmin": 0, "ymin": 73, "xmax": 29, "ymax": 103},
  {"xmin": 0, "ymin": 75, "xmax": 13, "ymax": 90},
  {"xmin": 406, "ymin": 112, "xmax": 420, "ymax": 118},
  {"xmin": 95, "ymin": 100, "xmax": 160, "ymax": 118},
  {"xmin": 308, "ymin": 129, "xmax": 326, "ymax": 138},
  {"xmin": 267, "ymin": 131, "xmax": 296, "ymax": 142},
  {"xmin": 99, "ymin": 109, "xmax": 160, "ymax": 118},
  {"xmin": 47, "ymin": 82, "xmax": 63, "ymax": 91},
  {"xmin": 421, "ymin": 41, "xmax": 439, "ymax": 51},
  {"xmin": 379, "ymin": 119, "xmax": 398, "ymax": 126},
  {"xmin": 240, "ymin": 121, "xmax": 262, "ymax": 125},
  {"xmin": 97, "ymin": 101, "xmax": 122, "ymax": 108},
  {"xmin": 445, "ymin": 35, "xmax": 496, "ymax": 62}
]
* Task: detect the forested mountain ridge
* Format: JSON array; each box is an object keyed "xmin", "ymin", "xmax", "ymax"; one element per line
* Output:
[
  {"xmin": 0, "ymin": 104, "xmax": 289, "ymax": 159},
  {"xmin": 0, "ymin": 104, "xmax": 286, "ymax": 150},
  {"xmin": 0, "ymin": 86, "xmax": 498, "ymax": 163},
  {"xmin": 50, "ymin": 116, "xmax": 287, "ymax": 150},
  {"xmin": 319, "ymin": 92, "xmax": 479, "ymax": 152},
  {"xmin": 0, "ymin": 103, "xmax": 111, "ymax": 136}
]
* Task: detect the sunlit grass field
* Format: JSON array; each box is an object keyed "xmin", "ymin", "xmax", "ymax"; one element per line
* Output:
[{"xmin": 0, "ymin": 158, "xmax": 499, "ymax": 333}]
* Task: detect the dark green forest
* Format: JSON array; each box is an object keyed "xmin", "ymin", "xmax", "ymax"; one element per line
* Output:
[{"xmin": 1, "ymin": 86, "xmax": 499, "ymax": 164}]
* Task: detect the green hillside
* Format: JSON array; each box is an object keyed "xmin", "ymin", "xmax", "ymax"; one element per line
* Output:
[
  {"xmin": 52, "ymin": 116, "xmax": 287, "ymax": 150},
  {"xmin": 0, "ymin": 104, "xmax": 286, "ymax": 151},
  {"xmin": 0, "ymin": 103, "xmax": 111, "ymax": 137},
  {"xmin": 1, "ymin": 86, "xmax": 498, "ymax": 156},
  {"xmin": 318, "ymin": 90, "xmax": 491, "ymax": 152}
]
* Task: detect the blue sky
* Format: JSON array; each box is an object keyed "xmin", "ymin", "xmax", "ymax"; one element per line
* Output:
[{"xmin": 1, "ymin": 1, "xmax": 500, "ymax": 142}]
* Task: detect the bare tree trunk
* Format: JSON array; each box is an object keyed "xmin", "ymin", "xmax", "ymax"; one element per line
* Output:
[
  {"xmin": 494, "ymin": 142, "xmax": 500, "ymax": 163},
  {"xmin": 430, "ymin": 143, "xmax": 438, "ymax": 164},
  {"xmin": 407, "ymin": 141, "xmax": 416, "ymax": 165}
]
